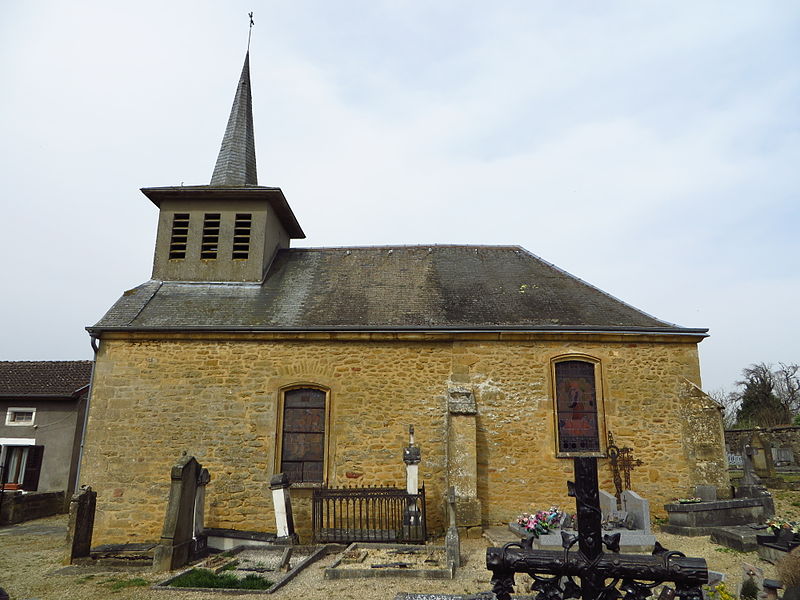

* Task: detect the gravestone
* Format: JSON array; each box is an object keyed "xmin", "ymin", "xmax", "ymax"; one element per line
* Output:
[
  {"xmin": 748, "ymin": 434, "xmax": 776, "ymax": 481},
  {"xmin": 153, "ymin": 454, "xmax": 205, "ymax": 572},
  {"xmin": 445, "ymin": 486, "xmax": 461, "ymax": 568},
  {"xmin": 63, "ymin": 485, "xmax": 96, "ymax": 564},
  {"xmin": 270, "ymin": 472, "xmax": 298, "ymax": 543},
  {"xmin": 737, "ymin": 443, "xmax": 769, "ymax": 499},
  {"xmin": 599, "ymin": 489, "xmax": 616, "ymax": 518},
  {"xmin": 695, "ymin": 485, "xmax": 717, "ymax": 502},
  {"xmin": 621, "ymin": 490, "xmax": 651, "ymax": 534}
]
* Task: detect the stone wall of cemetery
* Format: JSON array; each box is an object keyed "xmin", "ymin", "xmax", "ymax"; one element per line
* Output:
[{"xmin": 81, "ymin": 332, "xmax": 726, "ymax": 545}]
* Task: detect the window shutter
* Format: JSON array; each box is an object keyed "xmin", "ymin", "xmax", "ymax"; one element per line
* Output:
[{"xmin": 22, "ymin": 445, "xmax": 44, "ymax": 491}]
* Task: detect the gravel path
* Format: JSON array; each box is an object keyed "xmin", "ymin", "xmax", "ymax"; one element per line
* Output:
[{"xmin": 0, "ymin": 490, "xmax": 795, "ymax": 600}]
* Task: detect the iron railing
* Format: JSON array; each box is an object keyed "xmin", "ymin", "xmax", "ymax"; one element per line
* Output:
[{"xmin": 312, "ymin": 484, "xmax": 427, "ymax": 544}]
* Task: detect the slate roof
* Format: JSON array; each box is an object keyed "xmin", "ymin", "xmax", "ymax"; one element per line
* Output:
[
  {"xmin": 210, "ymin": 51, "xmax": 257, "ymax": 186},
  {"xmin": 0, "ymin": 361, "xmax": 92, "ymax": 398},
  {"xmin": 90, "ymin": 246, "xmax": 706, "ymax": 336}
]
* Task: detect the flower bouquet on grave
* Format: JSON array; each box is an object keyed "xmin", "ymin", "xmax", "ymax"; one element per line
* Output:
[
  {"xmin": 676, "ymin": 497, "xmax": 703, "ymax": 504},
  {"xmin": 516, "ymin": 507, "xmax": 569, "ymax": 538},
  {"xmin": 766, "ymin": 517, "xmax": 799, "ymax": 537}
]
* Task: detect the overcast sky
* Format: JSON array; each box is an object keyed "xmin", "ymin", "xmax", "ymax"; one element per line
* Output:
[{"xmin": 1, "ymin": 2, "xmax": 797, "ymax": 393}]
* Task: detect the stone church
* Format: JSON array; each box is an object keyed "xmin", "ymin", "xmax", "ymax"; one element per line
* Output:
[{"xmin": 81, "ymin": 51, "xmax": 728, "ymax": 545}]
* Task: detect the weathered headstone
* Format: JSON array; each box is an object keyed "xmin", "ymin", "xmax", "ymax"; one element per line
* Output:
[
  {"xmin": 748, "ymin": 433, "xmax": 776, "ymax": 481},
  {"xmin": 445, "ymin": 486, "xmax": 461, "ymax": 568},
  {"xmin": 270, "ymin": 472, "xmax": 297, "ymax": 542},
  {"xmin": 63, "ymin": 485, "xmax": 96, "ymax": 565},
  {"xmin": 599, "ymin": 489, "xmax": 617, "ymax": 518},
  {"xmin": 695, "ymin": 485, "xmax": 717, "ymax": 502},
  {"xmin": 621, "ymin": 490, "xmax": 651, "ymax": 534},
  {"xmin": 153, "ymin": 454, "xmax": 204, "ymax": 572},
  {"xmin": 738, "ymin": 443, "xmax": 769, "ymax": 499}
]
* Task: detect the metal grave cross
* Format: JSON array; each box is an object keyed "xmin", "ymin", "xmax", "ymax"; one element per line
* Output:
[{"xmin": 486, "ymin": 457, "xmax": 708, "ymax": 600}]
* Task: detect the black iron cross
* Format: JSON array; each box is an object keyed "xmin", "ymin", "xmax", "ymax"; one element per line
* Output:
[{"xmin": 486, "ymin": 457, "xmax": 707, "ymax": 600}]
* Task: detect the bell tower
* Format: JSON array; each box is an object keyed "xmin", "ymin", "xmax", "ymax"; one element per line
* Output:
[{"xmin": 145, "ymin": 45, "xmax": 304, "ymax": 283}]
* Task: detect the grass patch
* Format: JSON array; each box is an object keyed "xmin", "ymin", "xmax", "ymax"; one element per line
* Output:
[
  {"xmin": 219, "ymin": 559, "xmax": 239, "ymax": 571},
  {"xmin": 76, "ymin": 574, "xmax": 96, "ymax": 584},
  {"xmin": 109, "ymin": 577, "xmax": 149, "ymax": 591},
  {"xmin": 714, "ymin": 547, "xmax": 745, "ymax": 555},
  {"xmin": 168, "ymin": 568, "xmax": 273, "ymax": 590}
]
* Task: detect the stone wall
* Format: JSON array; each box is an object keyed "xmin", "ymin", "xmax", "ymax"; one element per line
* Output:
[
  {"xmin": 80, "ymin": 333, "xmax": 725, "ymax": 545},
  {"xmin": 0, "ymin": 491, "xmax": 66, "ymax": 525},
  {"xmin": 725, "ymin": 426, "xmax": 800, "ymax": 462}
]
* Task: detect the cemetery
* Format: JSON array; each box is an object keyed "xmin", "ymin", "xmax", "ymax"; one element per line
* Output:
[{"xmin": 1, "ymin": 10, "xmax": 798, "ymax": 600}]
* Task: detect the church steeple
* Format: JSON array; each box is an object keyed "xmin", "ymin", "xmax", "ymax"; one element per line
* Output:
[
  {"xmin": 143, "ymin": 26, "xmax": 304, "ymax": 284},
  {"xmin": 210, "ymin": 51, "xmax": 258, "ymax": 186}
]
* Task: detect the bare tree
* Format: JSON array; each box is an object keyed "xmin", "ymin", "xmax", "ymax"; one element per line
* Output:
[
  {"xmin": 774, "ymin": 362, "xmax": 800, "ymax": 418},
  {"xmin": 708, "ymin": 387, "xmax": 740, "ymax": 429}
]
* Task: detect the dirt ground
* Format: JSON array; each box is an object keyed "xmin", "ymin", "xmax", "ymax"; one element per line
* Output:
[{"xmin": 0, "ymin": 489, "xmax": 796, "ymax": 600}]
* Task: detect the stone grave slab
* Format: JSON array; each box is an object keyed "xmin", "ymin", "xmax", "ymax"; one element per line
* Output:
[
  {"xmin": 325, "ymin": 543, "xmax": 454, "ymax": 579},
  {"xmin": 154, "ymin": 544, "xmax": 328, "ymax": 594},
  {"xmin": 662, "ymin": 497, "xmax": 775, "ymax": 536},
  {"xmin": 709, "ymin": 525, "xmax": 765, "ymax": 553}
]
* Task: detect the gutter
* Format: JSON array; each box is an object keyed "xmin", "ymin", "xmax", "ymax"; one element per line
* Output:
[
  {"xmin": 86, "ymin": 325, "xmax": 709, "ymax": 337},
  {"xmin": 73, "ymin": 335, "xmax": 98, "ymax": 495}
]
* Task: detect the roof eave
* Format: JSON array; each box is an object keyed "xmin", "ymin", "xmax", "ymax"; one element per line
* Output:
[
  {"xmin": 139, "ymin": 185, "xmax": 305, "ymax": 239},
  {"xmin": 87, "ymin": 324, "xmax": 709, "ymax": 338}
]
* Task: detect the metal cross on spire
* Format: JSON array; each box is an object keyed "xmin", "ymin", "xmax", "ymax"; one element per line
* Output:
[{"xmin": 247, "ymin": 12, "xmax": 255, "ymax": 51}]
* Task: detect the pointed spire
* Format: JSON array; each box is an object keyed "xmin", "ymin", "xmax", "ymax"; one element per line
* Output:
[{"xmin": 210, "ymin": 52, "xmax": 258, "ymax": 186}]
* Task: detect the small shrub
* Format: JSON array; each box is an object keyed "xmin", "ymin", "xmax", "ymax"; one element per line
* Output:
[
  {"xmin": 740, "ymin": 576, "xmax": 759, "ymax": 600},
  {"xmin": 778, "ymin": 547, "xmax": 800, "ymax": 588}
]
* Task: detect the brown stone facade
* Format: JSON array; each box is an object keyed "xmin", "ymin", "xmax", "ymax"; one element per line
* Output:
[{"xmin": 80, "ymin": 331, "xmax": 727, "ymax": 545}]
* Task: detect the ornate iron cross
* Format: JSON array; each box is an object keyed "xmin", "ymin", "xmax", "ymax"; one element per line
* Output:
[
  {"xmin": 608, "ymin": 432, "xmax": 644, "ymax": 503},
  {"xmin": 486, "ymin": 457, "xmax": 707, "ymax": 600}
]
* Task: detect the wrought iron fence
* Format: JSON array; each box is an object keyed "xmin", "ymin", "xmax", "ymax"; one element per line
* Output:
[{"xmin": 312, "ymin": 484, "xmax": 427, "ymax": 544}]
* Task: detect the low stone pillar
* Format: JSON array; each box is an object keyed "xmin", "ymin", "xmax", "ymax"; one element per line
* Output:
[
  {"xmin": 63, "ymin": 485, "xmax": 96, "ymax": 565},
  {"xmin": 153, "ymin": 454, "xmax": 203, "ymax": 572},
  {"xmin": 270, "ymin": 473, "xmax": 297, "ymax": 543},
  {"xmin": 446, "ymin": 388, "xmax": 482, "ymax": 533},
  {"xmin": 445, "ymin": 486, "xmax": 461, "ymax": 568},
  {"xmin": 402, "ymin": 425, "xmax": 423, "ymax": 539}
]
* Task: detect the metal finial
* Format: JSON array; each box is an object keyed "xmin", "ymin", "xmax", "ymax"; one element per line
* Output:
[{"xmin": 247, "ymin": 12, "xmax": 254, "ymax": 51}]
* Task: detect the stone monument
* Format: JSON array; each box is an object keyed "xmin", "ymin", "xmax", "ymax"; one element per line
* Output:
[
  {"xmin": 153, "ymin": 454, "xmax": 208, "ymax": 572},
  {"xmin": 63, "ymin": 485, "xmax": 96, "ymax": 565},
  {"xmin": 445, "ymin": 486, "xmax": 461, "ymax": 568},
  {"xmin": 270, "ymin": 472, "xmax": 298, "ymax": 543}
]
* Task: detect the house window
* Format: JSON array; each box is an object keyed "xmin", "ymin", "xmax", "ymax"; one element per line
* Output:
[
  {"xmin": 168, "ymin": 213, "xmax": 190, "ymax": 259},
  {"xmin": 200, "ymin": 213, "xmax": 221, "ymax": 259},
  {"xmin": 554, "ymin": 359, "xmax": 602, "ymax": 455},
  {"xmin": 0, "ymin": 442, "xmax": 43, "ymax": 491},
  {"xmin": 279, "ymin": 388, "xmax": 327, "ymax": 484},
  {"xmin": 232, "ymin": 213, "xmax": 252, "ymax": 259},
  {"xmin": 5, "ymin": 407, "xmax": 35, "ymax": 426}
]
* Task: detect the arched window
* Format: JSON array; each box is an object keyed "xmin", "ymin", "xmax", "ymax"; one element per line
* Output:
[
  {"xmin": 554, "ymin": 359, "xmax": 602, "ymax": 455},
  {"xmin": 278, "ymin": 387, "xmax": 328, "ymax": 483}
]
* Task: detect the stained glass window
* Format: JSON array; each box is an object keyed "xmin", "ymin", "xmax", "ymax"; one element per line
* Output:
[
  {"xmin": 280, "ymin": 388, "xmax": 326, "ymax": 483},
  {"xmin": 555, "ymin": 360, "xmax": 600, "ymax": 454}
]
